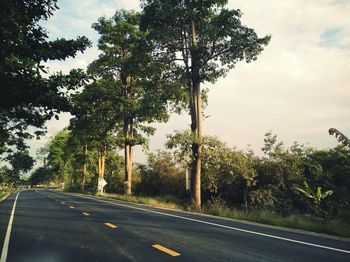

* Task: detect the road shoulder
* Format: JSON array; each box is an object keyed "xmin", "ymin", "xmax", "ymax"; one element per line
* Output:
[{"xmin": 52, "ymin": 189, "xmax": 350, "ymax": 243}]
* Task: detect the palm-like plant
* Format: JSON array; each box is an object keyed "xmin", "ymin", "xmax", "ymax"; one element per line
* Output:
[
  {"xmin": 329, "ymin": 128, "xmax": 350, "ymax": 148},
  {"xmin": 295, "ymin": 181, "xmax": 333, "ymax": 216}
]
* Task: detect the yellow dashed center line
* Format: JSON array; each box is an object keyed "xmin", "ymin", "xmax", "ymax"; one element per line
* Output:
[
  {"xmin": 152, "ymin": 244, "xmax": 181, "ymax": 257},
  {"xmin": 104, "ymin": 222, "xmax": 118, "ymax": 229},
  {"xmin": 82, "ymin": 212, "xmax": 90, "ymax": 216},
  {"xmin": 69, "ymin": 206, "xmax": 75, "ymax": 209}
]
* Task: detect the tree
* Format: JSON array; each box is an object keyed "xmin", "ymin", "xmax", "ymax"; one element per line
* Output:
[
  {"xmin": 0, "ymin": 0, "xmax": 91, "ymax": 156},
  {"xmin": 141, "ymin": 0, "xmax": 270, "ymax": 209},
  {"xmin": 46, "ymin": 129, "xmax": 70, "ymax": 185},
  {"xmin": 256, "ymin": 133, "xmax": 309, "ymax": 214},
  {"xmin": 7, "ymin": 151, "xmax": 34, "ymax": 174},
  {"xmin": 1, "ymin": 150, "xmax": 34, "ymax": 187},
  {"xmin": 308, "ymin": 146, "xmax": 350, "ymax": 213},
  {"xmin": 138, "ymin": 150, "xmax": 184, "ymax": 196},
  {"xmin": 88, "ymin": 10, "xmax": 175, "ymax": 195},
  {"xmin": 30, "ymin": 166, "xmax": 51, "ymax": 186},
  {"xmin": 167, "ymin": 130, "xmax": 257, "ymax": 208},
  {"xmin": 70, "ymin": 79, "xmax": 121, "ymax": 193}
]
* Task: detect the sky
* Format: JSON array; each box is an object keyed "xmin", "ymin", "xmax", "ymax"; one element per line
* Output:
[{"xmin": 27, "ymin": 0, "xmax": 350, "ymax": 163}]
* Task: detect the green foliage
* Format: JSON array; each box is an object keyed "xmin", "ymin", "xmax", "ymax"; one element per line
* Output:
[
  {"xmin": 0, "ymin": 149, "xmax": 34, "ymax": 186},
  {"xmin": 141, "ymin": 0, "xmax": 271, "ymax": 207},
  {"xmin": 40, "ymin": 126, "xmax": 350, "ymax": 235},
  {"xmin": 87, "ymin": 10, "xmax": 173, "ymax": 144},
  {"xmin": 30, "ymin": 166, "xmax": 51, "ymax": 186},
  {"xmin": 141, "ymin": 0, "xmax": 271, "ymax": 84},
  {"xmin": 95, "ymin": 190, "xmax": 350, "ymax": 237},
  {"xmin": 7, "ymin": 150, "xmax": 34, "ymax": 174},
  {"xmin": 103, "ymin": 151, "xmax": 125, "ymax": 193},
  {"xmin": 100, "ymin": 192, "xmax": 184, "ymax": 211},
  {"xmin": 0, "ymin": 166, "xmax": 12, "ymax": 186},
  {"xmin": 0, "ymin": 0, "xmax": 91, "ymax": 157},
  {"xmin": 81, "ymin": 9, "xmax": 183, "ymax": 194},
  {"xmin": 46, "ymin": 129, "xmax": 69, "ymax": 180},
  {"xmin": 166, "ymin": 130, "xmax": 199, "ymax": 163},
  {"xmin": 167, "ymin": 130, "xmax": 258, "ymax": 207},
  {"xmin": 294, "ymin": 181, "xmax": 333, "ymax": 216},
  {"xmin": 329, "ymin": 128, "xmax": 350, "ymax": 148},
  {"xmin": 137, "ymin": 150, "xmax": 184, "ymax": 197},
  {"xmin": 34, "ymin": 127, "xmax": 124, "ymax": 193},
  {"xmin": 308, "ymin": 146, "xmax": 350, "ymax": 212},
  {"xmin": 261, "ymin": 132, "xmax": 284, "ymax": 158},
  {"xmin": 70, "ymin": 79, "xmax": 121, "ymax": 149},
  {"xmin": 165, "ymin": 131, "xmax": 350, "ymax": 218}
]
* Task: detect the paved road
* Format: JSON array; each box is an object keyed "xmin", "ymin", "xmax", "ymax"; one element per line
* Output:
[{"xmin": 0, "ymin": 190, "xmax": 349, "ymax": 261}]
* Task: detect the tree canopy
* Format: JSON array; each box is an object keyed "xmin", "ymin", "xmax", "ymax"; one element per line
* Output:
[
  {"xmin": 82, "ymin": 10, "xmax": 180, "ymax": 195},
  {"xmin": 0, "ymin": 0, "xmax": 91, "ymax": 156},
  {"xmin": 141, "ymin": 0, "xmax": 271, "ymax": 209}
]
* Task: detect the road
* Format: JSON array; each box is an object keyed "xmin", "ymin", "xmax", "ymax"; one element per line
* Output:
[{"xmin": 0, "ymin": 189, "xmax": 349, "ymax": 261}]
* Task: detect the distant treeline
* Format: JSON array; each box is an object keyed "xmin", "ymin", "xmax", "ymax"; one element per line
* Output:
[{"xmin": 29, "ymin": 130, "xmax": 350, "ymax": 218}]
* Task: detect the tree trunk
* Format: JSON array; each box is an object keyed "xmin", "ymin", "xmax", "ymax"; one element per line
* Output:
[
  {"xmin": 123, "ymin": 75, "xmax": 133, "ymax": 195},
  {"xmin": 124, "ymin": 119, "xmax": 133, "ymax": 195},
  {"xmin": 81, "ymin": 143, "xmax": 87, "ymax": 191},
  {"xmin": 243, "ymin": 188, "xmax": 248, "ymax": 212},
  {"xmin": 101, "ymin": 147, "xmax": 106, "ymax": 194},
  {"xmin": 190, "ymin": 14, "xmax": 202, "ymax": 211},
  {"xmin": 98, "ymin": 147, "xmax": 106, "ymax": 194}
]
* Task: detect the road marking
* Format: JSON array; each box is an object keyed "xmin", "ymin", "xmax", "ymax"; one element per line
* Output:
[
  {"xmin": 104, "ymin": 222, "xmax": 117, "ymax": 229},
  {"xmin": 60, "ymin": 201, "xmax": 65, "ymax": 204},
  {"xmin": 152, "ymin": 244, "xmax": 181, "ymax": 256},
  {"xmin": 82, "ymin": 212, "xmax": 90, "ymax": 216},
  {"xmin": 1, "ymin": 193, "xmax": 20, "ymax": 262},
  {"xmin": 60, "ymin": 192, "xmax": 350, "ymax": 254},
  {"xmin": 69, "ymin": 206, "xmax": 75, "ymax": 209}
]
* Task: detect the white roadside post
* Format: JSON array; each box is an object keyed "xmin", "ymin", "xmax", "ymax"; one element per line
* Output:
[
  {"xmin": 185, "ymin": 168, "xmax": 191, "ymax": 191},
  {"xmin": 97, "ymin": 178, "xmax": 107, "ymax": 194}
]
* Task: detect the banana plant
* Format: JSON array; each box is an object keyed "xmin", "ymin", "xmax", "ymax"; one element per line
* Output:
[{"xmin": 294, "ymin": 181, "xmax": 333, "ymax": 216}]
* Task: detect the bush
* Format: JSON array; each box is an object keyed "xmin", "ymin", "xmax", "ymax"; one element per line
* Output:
[{"xmin": 136, "ymin": 151, "xmax": 185, "ymax": 197}]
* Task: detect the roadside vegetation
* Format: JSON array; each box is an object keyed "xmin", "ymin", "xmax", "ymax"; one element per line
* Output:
[
  {"xmin": 1, "ymin": 0, "xmax": 349, "ymax": 239},
  {"xmin": 97, "ymin": 192, "xmax": 350, "ymax": 238},
  {"xmin": 0, "ymin": 187, "xmax": 10, "ymax": 201},
  {"xmin": 51, "ymin": 132, "xmax": 350, "ymax": 238}
]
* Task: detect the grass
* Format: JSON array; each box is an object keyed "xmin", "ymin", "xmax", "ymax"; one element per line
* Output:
[
  {"xmin": 96, "ymin": 192, "xmax": 186, "ymax": 211},
  {"xmin": 203, "ymin": 202, "xmax": 350, "ymax": 238},
  {"xmin": 0, "ymin": 187, "xmax": 11, "ymax": 201},
  {"xmin": 94, "ymin": 192, "xmax": 350, "ymax": 238}
]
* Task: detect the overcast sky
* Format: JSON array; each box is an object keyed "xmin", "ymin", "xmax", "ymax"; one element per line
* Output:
[{"xmin": 28, "ymin": 0, "xmax": 350, "ymax": 163}]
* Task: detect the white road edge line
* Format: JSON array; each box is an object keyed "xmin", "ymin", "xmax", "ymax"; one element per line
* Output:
[
  {"xmin": 1, "ymin": 193, "xmax": 20, "ymax": 262},
  {"xmin": 53, "ymin": 191, "xmax": 350, "ymax": 254}
]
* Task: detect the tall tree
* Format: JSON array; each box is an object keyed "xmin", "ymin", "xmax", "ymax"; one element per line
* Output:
[
  {"xmin": 141, "ymin": 0, "xmax": 270, "ymax": 209},
  {"xmin": 89, "ymin": 10, "xmax": 175, "ymax": 195},
  {"xmin": 3, "ymin": 150, "xmax": 34, "ymax": 186},
  {"xmin": 70, "ymin": 79, "xmax": 121, "ymax": 193},
  {"xmin": 46, "ymin": 129, "xmax": 69, "ymax": 185},
  {"xmin": 0, "ymin": 0, "xmax": 91, "ymax": 156}
]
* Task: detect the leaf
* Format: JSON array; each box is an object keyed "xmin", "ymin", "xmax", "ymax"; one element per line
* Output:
[
  {"xmin": 294, "ymin": 187, "xmax": 314, "ymax": 199},
  {"xmin": 321, "ymin": 190, "xmax": 334, "ymax": 200},
  {"xmin": 303, "ymin": 181, "xmax": 314, "ymax": 196},
  {"xmin": 316, "ymin": 187, "xmax": 322, "ymax": 201}
]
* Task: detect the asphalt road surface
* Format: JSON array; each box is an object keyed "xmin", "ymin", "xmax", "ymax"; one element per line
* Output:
[{"xmin": 0, "ymin": 189, "xmax": 349, "ymax": 262}]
